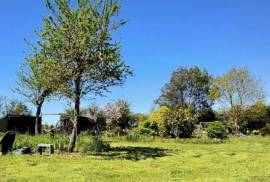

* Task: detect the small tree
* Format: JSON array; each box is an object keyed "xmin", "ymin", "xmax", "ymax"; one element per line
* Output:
[
  {"xmin": 16, "ymin": 52, "xmax": 65, "ymax": 134},
  {"xmin": 38, "ymin": 0, "xmax": 132, "ymax": 152}
]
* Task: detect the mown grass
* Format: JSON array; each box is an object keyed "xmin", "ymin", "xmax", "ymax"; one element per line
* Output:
[{"xmin": 1, "ymin": 134, "xmax": 270, "ymax": 181}]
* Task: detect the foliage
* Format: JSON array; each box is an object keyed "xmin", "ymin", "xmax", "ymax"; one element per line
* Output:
[
  {"xmin": 149, "ymin": 106, "xmax": 199, "ymax": 138},
  {"xmin": 137, "ymin": 120, "xmax": 159, "ymax": 137},
  {"xmin": 105, "ymin": 100, "xmax": 132, "ymax": 135},
  {"xmin": 2, "ymin": 100, "xmax": 32, "ymax": 116},
  {"xmin": 239, "ymin": 102, "xmax": 269, "ymax": 133},
  {"xmin": 225, "ymin": 105, "xmax": 243, "ymax": 134},
  {"xmin": 37, "ymin": 0, "xmax": 132, "ymax": 152},
  {"xmin": 210, "ymin": 68, "xmax": 265, "ymax": 108},
  {"xmin": 210, "ymin": 68, "xmax": 265, "ymax": 134},
  {"xmin": 14, "ymin": 134, "xmax": 69, "ymax": 151},
  {"xmin": 16, "ymin": 51, "xmax": 66, "ymax": 134},
  {"xmin": 148, "ymin": 106, "xmax": 171, "ymax": 137},
  {"xmin": 261, "ymin": 124, "xmax": 270, "ymax": 136},
  {"xmin": 207, "ymin": 121, "xmax": 228, "ymax": 140},
  {"xmin": 130, "ymin": 113, "xmax": 148, "ymax": 127},
  {"xmin": 168, "ymin": 106, "xmax": 199, "ymax": 138},
  {"xmin": 156, "ymin": 66, "xmax": 213, "ymax": 112},
  {"xmin": 198, "ymin": 108, "xmax": 217, "ymax": 122},
  {"xmin": 78, "ymin": 136, "xmax": 111, "ymax": 153}
]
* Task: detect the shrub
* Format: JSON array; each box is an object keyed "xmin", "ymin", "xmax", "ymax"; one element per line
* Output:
[
  {"xmin": 148, "ymin": 105, "xmax": 199, "ymax": 138},
  {"xmin": 137, "ymin": 120, "xmax": 159, "ymax": 137},
  {"xmin": 78, "ymin": 136, "xmax": 111, "ymax": 153},
  {"xmin": 207, "ymin": 121, "xmax": 228, "ymax": 140},
  {"xmin": 239, "ymin": 103, "xmax": 269, "ymax": 134},
  {"xmin": 148, "ymin": 106, "xmax": 170, "ymax": 137},
  {"xmin": 168, "ymin": 106, "xmax": 198, "ymax": 138},
  {"xmin": 261, "ymin": 124, "xmax": 270, "ymax": 136}
]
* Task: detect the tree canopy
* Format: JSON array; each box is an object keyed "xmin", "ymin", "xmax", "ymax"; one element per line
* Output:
[
  {"xmin": 36, "ymin": 0, "xmax": 132, "ymax": 152},
  {"xmin": 156, "ymin": 66, "xmax": 213, "ymax": 112}
]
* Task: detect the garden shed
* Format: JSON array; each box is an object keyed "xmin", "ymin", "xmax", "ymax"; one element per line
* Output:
[
  {"xmin": 60, "ymin": 116, "xmax": 96, "ymax": 134},
  {"xmin": 0, "ymin": 115, "xmax": 41, "ymax": 135}
]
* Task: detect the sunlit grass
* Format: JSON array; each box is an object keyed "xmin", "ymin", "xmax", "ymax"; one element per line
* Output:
[{"xmin": 1, "ymin": 135, "xmax": 270, "ymax": 181}]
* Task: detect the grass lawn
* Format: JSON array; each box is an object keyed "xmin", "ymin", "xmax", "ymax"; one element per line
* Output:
[{"xmin": 1, "ymin": 136, "xmax": 270, "ymax": 181}]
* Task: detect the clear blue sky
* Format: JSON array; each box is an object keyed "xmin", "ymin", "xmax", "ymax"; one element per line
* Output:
[{"xmin": 0, "ymin": 0, "xmax": 270, "ymax": 124}]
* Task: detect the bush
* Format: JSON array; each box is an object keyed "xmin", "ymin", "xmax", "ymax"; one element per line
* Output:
[
  {"xmin": 168, "ymin": 106, "xmax": 198, "ymax": 138},
  {"xmin": 148, "ymin": 106, "xmax": 170, "ymax": 137},
  {"xmin": 137, "ymin": 120, "xmax": 159, "ymax": 137},
  {"xmin": 148, "ymin": 105, "xmax": 199, "ymax": 138},
  {"xmin": 125, "ymin": 132, "xmax": 142, "ymax": 142},
  {"xmin": 78, "ymin": 136, "xmax": 111, "ymax": 153},
  {"xmin": 239, "ymin": 103, "xmax": 269, "ymax": 134},
  {"xmin": 207, "ymin": 121, "xmax": 228, "ymax": 140},
  {"xmin": 125, "ymin": 131, "xmax": 153, "ymax": 142},
  {"xmin": 261, "ymin": 124, "xmax": 270, "ymax": 136}
]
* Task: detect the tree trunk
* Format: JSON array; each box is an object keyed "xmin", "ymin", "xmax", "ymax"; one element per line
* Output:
[
  {"xmin": 68, "ymin": 119, "xmax": 78, "ymax": 153},
  {"xmin": 35, "ymin": 103, "xmax": 43, "ymax": 135},
  {"xmin": 68, "ymin": 79, "xmax": 81, "ymax": 153}
]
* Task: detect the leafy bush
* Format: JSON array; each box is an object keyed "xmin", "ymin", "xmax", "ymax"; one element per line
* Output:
[
  {"xmin": 125, "ymin": 131, "xmax": 154, "ymax": 142},
  {"xmin": 148, "ymin": 105, "xmax": 198, "ymax": 138},
  {"xmin": 137, "ymin": 120, "xmax": 159, "ymax": 137},
  {"xmin": 207, "ymin": 121, "xmax": 228, "ymax": 140},
  {"xmin": 261, "ymin": 124, "xmax": 270, "ymax": 136},
  {"xmin": 148, "ymin": 106, "xmax": 171, "ymax": 137},
  {"xmin": 167, "ymin": 106, "xmax": 198, "ymax": 138},
  {"xmin": 239, "ymin": 103, "xmax": 269, "ymax": 134},
  {"xmin": 78, "ymin": 136, "xmax": 111, "ymax": 153},
  {"xmin": 125, "ymin": 132, "xmax": 142, "ymax": 142}
]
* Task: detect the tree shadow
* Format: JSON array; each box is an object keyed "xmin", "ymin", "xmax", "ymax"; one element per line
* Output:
[{"xmin": 93, "ymin": 146, "xmax": 170, "ymax": 161}]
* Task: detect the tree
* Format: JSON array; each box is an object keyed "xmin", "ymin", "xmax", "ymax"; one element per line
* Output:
[
  {"xmin": 16, "ymin": 52, "xmax": 65, "ymax": 134},
  {"xmin": 156, "ymin": 66, "xmax": 213, "ymax": 114},
  {"xmin": 39, "ymin": 0, "xmax": 132, "ymax": 152},
  {"xmin": 210, "ymin": 68, "xmax": 265, "ymax": 134},
  {"xmin": 2, "ymin": 100, "xmax": 32, "ymax": 116},
  {"xmin": 105, "ymin": 100, "xmax": 131, "ymax": 136}
]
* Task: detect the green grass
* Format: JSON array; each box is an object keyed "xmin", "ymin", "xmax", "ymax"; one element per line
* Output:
[{"xmin": 1, "ymin": 135, "xmax": 270, "ymax": 181}]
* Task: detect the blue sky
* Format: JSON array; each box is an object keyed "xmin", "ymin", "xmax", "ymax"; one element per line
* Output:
[{"xmin": 0, "ymin": 0, "xmax": 270, "ymax": 124}]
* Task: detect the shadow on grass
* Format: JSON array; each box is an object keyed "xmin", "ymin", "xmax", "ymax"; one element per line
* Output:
[{"xmin": 93, "ymin": 146, "xmax": 170, "ymax": 161}]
